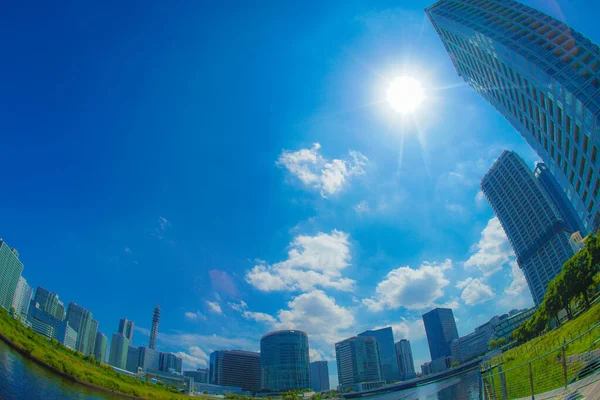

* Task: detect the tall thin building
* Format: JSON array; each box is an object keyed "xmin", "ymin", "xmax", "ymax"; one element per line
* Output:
[
  {"xmin": 335, "ymin": 336, "xmax": 384, "ymax": 391},
  {"xmin": 118, "ymin": 318, "xmax": 135, "ymax": 343},
  {"xmin": 32, "ymin": 286, "xmax": 59, "ymax": 317},
  {"xmin": 87, "ymin": 319, "xmax": 98, "ymax": 358},
  {"xmin": 94, "ymin": 332, "xmax": 108, "ymax": 363},
  {"xmin": 149, "ymin": 304, "xmax": 160, "ymax": 350},
  {"xmin": 209, "ymin": 350, "xmax": 261, "ymax": 393},
  {"xmin": 481, "ymin": 151, "xmax": 574, "ymax": 305},
  {"xmin": 11, "ymin": 276, "xmax": 32, "ymax": 318},
  {"xmin": 426, "ymin": 0, "xmax": 600, "ymax": 233},
  {"xmin": 66, "ymin": 302, "xmax": 95, "ymax": 355},
  {"xmin": 358, "ymin": 327, "xmax": 400, "ymax": 382},
  {"xmin": 309, "ymin": 361, "xmax": 330, "ymax": 392},
  {"xmin": 260, "ymin": 330, "xmax": 310, "ymax": 391},
  {"xmin": 0, "ymin": 240, "xmax": 24, "ymax": 311},
  {"xmin": 109, "ymin": 333, "xmax": 129, "ymax": 369},
  {"xmin": 55, "ymin": 301, "xmax": 66, "ymax": 321},
  {"xmin": 395, "ymin": 339, "xmax": 416, "ymax": 381},
  {"xmin": 422, "ymin": 308, "xmax": 459, "ymax": 361}
]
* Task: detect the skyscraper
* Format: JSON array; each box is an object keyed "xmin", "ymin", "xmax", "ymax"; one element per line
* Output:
[
  {"xmin": 422, "ymin": 308, "xmax": 459, "ymax": 361},
  {"xmin": 66, "ymin": 302, "xmax": 96, "ymax": 355},
  {"xmin": 335, "ymin": 336, "xmax": 384, "ymax": 391},
  {"xmin": 109, "ymin": 333, "xmax": 130, "ymax": 369},
  {"xmin": 358, "ymin": 327, "xmax": 400, "ymax": 382},
  {"xmin": 260, "ymin": 330, "xmax": 310, "ymax": 391},
  {"xmin": 0, "ymin": 240, "xmax": 24, "ymax": 311},
  {"xmin": 426, "ymin": 0, "xmax": 600, "ymax": 233},
  {"xmin": 534, "ymin": 162, "xmax": 585, "ymax": 233},
  {"xmin": 118, "ymin": 318, "xmax": 135, "ymax": 343},
  {"xmin": 395, "ymin": 339, "xmax": 416, "ymax": 381},
  {"xmin": 481, "ymin": 151, "xmax": 574, "ymax": 305},
  {"xmin": 87, "ymin": 319, "xmax": 98, "ymax": 358},
  {"xmin": 309, "ymin": 361, "xmax": 330, "ymax": 392},
  {"xmin": 94, "ymin": 332, "xmax": 108, "ymax": 363},
  {"xmin": 149, "ymin": 304, "xmax": 160, "ymax": 350},
  {"xmin": 55, "ymin": 301, "xmax": 66, "ymax": 321},
  {"xmin": 56, "ymin": 321, "xmax": 78, "ymax": 350},
  {"xmin": 32, "ymin": 286, "xmax": 59, "ymax": 316},
  {"xmin": 11, "ymin": 276, "xmax": 32, "ymax": 318},
  {"xmin": 209, "ymin": 350, "xmax": 261, "ymax": 393},
  {"xmin": 159, "ymin": 352, "xmax": 183, "ymax": 374}
]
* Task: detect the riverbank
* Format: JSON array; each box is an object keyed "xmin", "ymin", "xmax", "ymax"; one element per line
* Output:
[{"xmin": 0, "ymin": 308, "xmax": 197, "ymax": 400}]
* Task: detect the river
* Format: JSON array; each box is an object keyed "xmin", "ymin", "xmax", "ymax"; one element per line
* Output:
[{"xmin": 0, "ymin": 338, "xmax": 480, "ymax": 399}]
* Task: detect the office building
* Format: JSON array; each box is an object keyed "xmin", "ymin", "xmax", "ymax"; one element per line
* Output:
[
  {"xmin": 118, "ymin": 318, "xmax": 135, "ymax": 342},
  {"xmin": 126, "ymin": 346, "xmax": 141, "ymax": 373},
  {"xmin": 395, "ymin": 339, "xmax": 416, "ymax": 381},
  {"xmin": 138, "ymin": 347, "xmax": 160, "ymax": 371},
  {"xmin": 66, "ymin": 302, "xmax": 96, "ymax": 355},
  {"xmin": 260, "ymin": 330, "xmax": 310, "ymax": 391},
  {"xmin": 159, "ymin": 352, "xmax": 183, "ymax": 374},
  {"xmin": 184, "ymin": 368, "xmax": 209, "ymax": 384},
  {"xmin": 451, "ymin": 317, "xmax": 498, "ymax": 364},
  {"xmin": 335, "ymin": 336, "xmax": 384, "ymax": 391},
  {"xmin": 28, "ymin": 303, "xmax": 60, "ymax": 339},
  {"xmin": 535, "ymin": 163, "xmax": 586, "ymax": 233},
  {"xmin": 422, "ymin": 308, "xmax": 459, "ymax": 361},
  {"xmin": 209, "ymin": 350, "xmax": 261, "ymax": 393},
  {"xmin": 55, "ymin": 301, "xmax": 66, "ymax": 321},
  {"xmin": 357, "ymin": 327, "xmax": 400, "ymax": 382},
  {"xmin": 429, "ymin": 357, "xmax": 452, "ymax": 374},
  {"xmin": 32, "ymin": 286, "xmax": 59, "ymax": 316},
  {"xmin": 94, "ymin": 332, "xmax": 108, "ymax": 363},
  {"xmin": 481, "ymin": 151, "xmax": 575, "ymax": 305},
  {"xmin": 421, "ymin": 362, "xmax": 431, "ymax": 376},
  {"xmin": 11, "ymin": 276, "xmax": 32, "ymax": 318},
  {"xmin": 109, "ymin": 333, "xmax": 129, "ymax": 370},
  {"xmin": 310, "ymin": 361, "xmax": 330, "ymax": 392},
  {"xmin": 491, "ymin": 307, "xmax": 536, "ymax": 341},
  {"xmin": 57, "ymin": 321, "xmax": 78, "ymax": 350},
  {"xmin": 0, "ymin": 240, "xmax": 24, "ymax": 311},
  {"xmin": 426, "ymin": 0, "xmax": 600, "ymax": 233},
  {"xmin": 149, "ymin": 304, "xmax": 160, "ymax": 350}
]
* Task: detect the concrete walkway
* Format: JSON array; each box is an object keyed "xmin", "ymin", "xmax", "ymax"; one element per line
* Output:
[{"xmin": 515, "ymin": 371, "xmax": 600, "ymax": 400}]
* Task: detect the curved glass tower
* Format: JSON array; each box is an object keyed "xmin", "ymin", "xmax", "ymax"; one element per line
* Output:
[{"xmin": 260, "ymin": 330, "xmax": 310, "ymax": 391}]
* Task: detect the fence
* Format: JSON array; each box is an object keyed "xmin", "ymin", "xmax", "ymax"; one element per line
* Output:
[{"xmin": 480, "ymin": 321, "xmax": 600, "ymax": 399}]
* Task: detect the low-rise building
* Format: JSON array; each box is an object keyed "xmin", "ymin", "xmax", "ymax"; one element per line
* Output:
[
  {"xmin": 491, "ymin": 308, "xmax": 536, "ymax": 342},
  {"xmin": 451, "ymin": 318, "xmax": 498, "ymax": 364},
  {"xmin": 429, "ymin": 357, "xmax": 452, "ymax": 374},
  {"xmin": 184, "ymin": 368, "xmax": 208, "ymax": 384}
]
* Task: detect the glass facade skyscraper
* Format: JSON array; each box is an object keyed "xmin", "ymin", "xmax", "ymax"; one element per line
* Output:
[
  {"xmin": 66, "ymin": 302, "xmax": 96, "ymax": 355},
  {"xmin": 118, "ymin": 318, "xmax": 135, "ymax": 343},
  {"xmin": 426, "ymin": 0, "xmax": 600, "ymax": 234},
  {"xmin": 210, "ymin": 350, "xmax": 261, "ymax": 393},
  {"xmin": 335, "ymin": 336, "xmax": 384, "ymax": 391},
  {"xmin": 260, "ymin": 330, "xmax": 310, "ymax": 391},
  {"xmin": 481, "ymin": 151, "xmax": 574, "ymax": 305},
  {"xmin": 11, "ymin": 276, "xmax": 32, "ymax": 318},
  {"xmin": 394, "ymin": 339, "xmax": 416, "ymax": 380},
  {"xmin": 422, "ymin": 308, "xmax": 459, "ymax": 361},
  {"xmin": 94, "ymin": 332, "xmax": 108, "ymax": 363},
  {"xmin": 357, "ymin": 327, "xmax": 400, "ymax": 382},
  {"xmin": 109, "ymin": 333, "xmax": 129, "ymax": 369},
  {"xmin": 0, "ymin": 240, "xmax": 24, "ymax": 311},
  {"xmin": 309, "ymin": 361, "xmax": 330, "ymax": 392}
]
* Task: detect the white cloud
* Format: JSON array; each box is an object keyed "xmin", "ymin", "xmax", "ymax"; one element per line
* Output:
[
  {"xmin": 354, "ymin": 200, "xmax": 370, "ymax": 213},
  {"xmin": 457, "ymin": 278, "xmax": 495, "ymax": 306},
  {"xmin": 228, "ymin": 300, "xmax": 248, "ymax": 312},
  {"xmin": 152, "ymin": 216, "xmax": 171, "ymax": 240},
  {"xmin": 277, "ymin": 143, "xmax": 367, "ymax": 197},
  {"xmin": 124, "ymin": 247, "xmax": 132, "ymax": 254},
  {"xmin": 498, "ymin": 261, "xmax": 533, "ymax": 310},
  {"xmin": 387, "ymin": 319, "xmax": 426, "ymax": 342},
  {"xmin": 175, "ymin": 346, "xmax": 209, "ymax": 369},
  {"xmin": 206, "ymin": 301, "xmax": 223, "ymax": 314},
  {"xmin": 184, "ymin": 311, "xmax": 207, "ymax": 322},
  {"xmin": 242, "ymin": 311, "xmax": 277, "ymax": 324},
  {"xmin": 245, "ymin": 230, "xmax": 355, "ymax": 292},
  {"xmin": 362, "ymin": 259, "xmax": 453, "ymax": 311},
  {"xmin": 445, "ymin": 202, "xmax": 466, "ymax": 216},
  {"xmin": 310, "ymin": 348, "xmax": 325, "ymax": 362},
  {"xmin": 159, "ymin": 216, "xmax": 170, "ymax": 229},
  {"xmin": 475, "ymin": 190, "xmax": 487, "ymax": 208},
  {"xmin": 464, "ymin": 217, "xmax": 514, "ymax": 276}
]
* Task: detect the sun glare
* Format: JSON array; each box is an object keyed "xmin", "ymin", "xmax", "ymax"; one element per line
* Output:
[{"xmin": 386, "ymin": 76, "xmax": 425, "ymax": 114}]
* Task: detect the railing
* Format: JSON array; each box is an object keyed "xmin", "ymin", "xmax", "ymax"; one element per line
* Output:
[{"xmin": 480, "ymin": 321, "xmax": 600, "ymax": 399}]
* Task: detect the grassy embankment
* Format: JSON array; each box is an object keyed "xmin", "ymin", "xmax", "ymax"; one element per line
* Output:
[
  {"xmin": 0, "ymin": 307, "xmax": 197, "ymax": 400},
  {"xmin": 485, "ymin": 302, "xmax": 600, "ymax": 396}
]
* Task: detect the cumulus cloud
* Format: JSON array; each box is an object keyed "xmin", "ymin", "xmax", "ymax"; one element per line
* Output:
[
  {"xmin": 456, "ymin": 278, "xmax": 495, "ymax": 306},
  {"xmin": 206, "ymin": 301, "xmax": 223, "ymax": 314},
  {"xmin": 277, "ymin": 143, "xmax": 367, "ymax": 197},
  {"xmin": 184, "ymin": 311, "xmax": 207, "ymax": 322},
  {"xmin": 175, "ymin": 346, "xmax": 209, "ymax": 369},
  {"xmin": 362, "ymin": 259, "xmax": 452, "ymax": 311},
  {"xmin": 245, "ymin": 230, "xmax": 355, "ymax": 292},
  {"xmin": 498, "ymin": 261, "xmax": 533, "ymax": 309},
  {"xmin": 242, "ymin": 311, "xmax": 277, "ymax": 324},
  {"xmin": 475, "ymin": 190, "xmax": 487, "ymax": 208},
  {"xmin": 387, "ymin": 319, "xmax": 426, "ymax": 342},
  {"xmin": 464, "ymin": 217, "xmax": 514, "ymax": 276}
]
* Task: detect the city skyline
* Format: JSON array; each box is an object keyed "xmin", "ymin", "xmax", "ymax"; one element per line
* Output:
[{"xmin": 2, "ymin": 0, "xmax": 599, "ymax": 389}]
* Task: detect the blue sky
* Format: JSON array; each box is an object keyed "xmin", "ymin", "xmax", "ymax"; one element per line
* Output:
[{"xmin": 2, "ymin": 0, "xmax": 599, "ymax": 388}]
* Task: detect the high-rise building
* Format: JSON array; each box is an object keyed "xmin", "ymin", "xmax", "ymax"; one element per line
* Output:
[
  {"xmin": 159, "ymin": 352, "xmax": 183, "ymax": 374},
  {"xmin": 260, "ymin": 330, "xmax": 310, "ymax": 391},
  {"xmin": 395, "ymin": 339, "xmax": 416, "ymax": 381},
  {"xmin": 184, "ymin": 368, "xmax": 209, "ymax": 384},
  {"xmin": 0, "ymin": 240, "xmax": 24, "ymax": 311},
  {"xmin": 425, "ymin": 0, "xmax": 600, "ymax": 233},
  {"xmin": 209, "ymin": 350, "xmax": 261, "ymax": 393},
  {"xmin": 481, "ymin": 151, "xmax": 575, "ymax": 305},
  {"xmin": 357, "ymin": 327, "xmax": 400, "ymax": 382},
  {"xmin": 126, "ymin": 346, "xmax": 141, "ymax": 373},
  {"xmin": 66, "ymin": 302, "xmax": 95, "ymax": 355},
  {"xmin": 32, "ymin": 287, "xmax": 65, "ymax": 321},
  {"xmin": 422, "ymin": 308, "xmax": 459, "ymax": 361},
  {"xmin": 56, "ymin": 321, "xmax": 78, "ymax": 350},
  {"xmin": 55, "ymin": 301, "xmax": 66, "ymax": 321},
  {"xmin": 335, "ymin": 336, "xmax": 384, "ymax": 391},
  {"xmin": 28, "ymin": 302, "xmax": 60, "ymax": 339},
  {"xmin": 11, "ymin": 276, "xmax": 32, "ymax": 318},
  {"xmin": 94, "ymin": 332, "xmax": 108, "ymax": 363},
  {"xmin": 87, "ymin": 319, "xmax": 98, "ymax": 358},
  {"xmin": 138, "ymin": 347, "xmax": 160, "ymax": 371},
  {"xmin": 309, "ymin": 361, "xmax": 330, "ymax": 392},
  {"xmin": 149, "ymin": 304, "xmax": 160, "ymax": 350},
  {"xmin": 109, "ymin": 333, "xmax": 130, "ymax": 369},
  {"xmin": 118, "ymin": 318, "xmax": 135, "ymax": 343},
  {"xmin": 535, "ymin": 163, "xmax": 586, "ymax": 233}
]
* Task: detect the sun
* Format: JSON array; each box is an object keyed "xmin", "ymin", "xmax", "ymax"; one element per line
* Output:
[{"xmin": 386, "ymin": 76, "xmax": 425, "ymax": 114}]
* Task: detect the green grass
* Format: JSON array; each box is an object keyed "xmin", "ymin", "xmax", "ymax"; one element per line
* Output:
[
  {"xmin": 0, "ymin": 308, "xmax": 198, "ymax": 400},
  {"xmin": 483, "ymin": 302, "xmax": 600, "ymax": 398}
]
